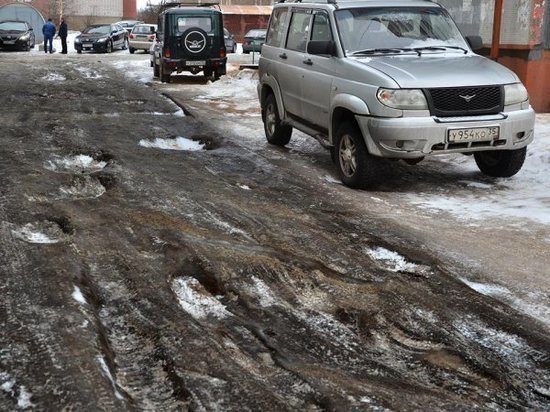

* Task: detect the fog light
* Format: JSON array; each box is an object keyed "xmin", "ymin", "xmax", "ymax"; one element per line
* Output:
[{"xmin": 516, "ymin": 131, "xmax": 525, "ymax": 140}]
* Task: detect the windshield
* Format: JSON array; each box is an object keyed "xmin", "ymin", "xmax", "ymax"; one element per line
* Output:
[
  {"xmin": 83, "ymin": 25, "xmax": 111, "ymax": 35},
  {"xmin": 0, "ymin": 21, "xmax": 27, "ymax": 31},
  {"xmin": 335, "ymin": 7, "xmax": 468, "ymax": 55}
]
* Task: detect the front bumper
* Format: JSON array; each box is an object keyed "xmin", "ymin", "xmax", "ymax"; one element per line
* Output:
[
  {"xmin": 0, "ymin": 39, "xmax": 29, "ymax": 50},
  {"xmin": 129, "ymin": 40, "xmax": 153, "ymax": 50},
  {"xmin": 75, "ymin": 42, "xmax": 109, "ymax": 52},
  {"xmin": 358, "ymin": 108, "xmax": 536, "ymax": 159}
]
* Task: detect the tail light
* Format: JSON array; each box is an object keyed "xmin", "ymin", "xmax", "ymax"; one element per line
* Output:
[
  {"xmin": 147, "ymin": 35, "xmax": 155, "ymax": 41},
  {"xmin": 219, "ymin": 48, "xmax": 226, "ymax": 58},
  {"xmin": 130, "ymin": 34, "xmax": 134, "ymax": 39},
  {"xmin": 164, "ymin": 49, "xmax": 171, "ymax": 58}
]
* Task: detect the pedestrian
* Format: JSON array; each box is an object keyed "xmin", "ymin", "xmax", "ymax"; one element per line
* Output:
[
  {"xmin": 42, "ymin": 18, "xmax": 56, "ymax": 54},
  {"xmin": 57, "ymin": 17, "xmax": 68, "ymax": 54}
]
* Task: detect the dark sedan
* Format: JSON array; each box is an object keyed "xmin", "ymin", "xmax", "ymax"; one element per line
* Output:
[
  {"xmin": 74, "ymin": 23, "xmax": 128, "ymax": 54},
  {"xmin": 0, "ymin": 20, "xmax": 35, "ymax": 51},
  {"xmin": 242, "ymin": 29, "xmax": 266, "ymax": 54}
]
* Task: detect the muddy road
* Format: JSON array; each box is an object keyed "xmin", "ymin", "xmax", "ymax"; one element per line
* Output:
[{"xmin": 1, "ymin": 52, "xmax": 549, "ymax": 410}]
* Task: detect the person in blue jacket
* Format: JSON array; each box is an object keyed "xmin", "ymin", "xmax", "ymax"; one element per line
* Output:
[
  {"xmin": 57, "ymin": 18, "xmax": 68, "ymax": 54},
  {"xmin": 42, "ymin": 18, "xmax": 56, "ymax": 54}
]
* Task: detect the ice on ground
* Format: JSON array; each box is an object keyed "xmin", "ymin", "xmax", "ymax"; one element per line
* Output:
[
  {"xmin": 364, "ymin": 246, "xmax": 418, "ymax": 273},
  {"xmin": 195, "ymin": 70, "xmax": 259, "ymax": 111},
  {"xmin": 461, "ymin": 278, "xmax": 511, "ymax": 297},
  {"xmin": 109, "ymin": 59, "xmax": 152, "ymax": 83},
  {"xmin": 59, "ymin": 175, "xmax": 106, "ymax": 199},
  {"xmin": 12, "ymin": 223, "xmax": 61, "ymax": 244},
  {"xmin": 171, "ymin": 277, "xmax": 230, "ymax": 320},
  {"xmin": 237, "ymin": 183, "xmax": 251, "ymax": 190},
  {"xmin": 139, "ymin": 136, "xmax": 204, "ymax": 151},
  {"xmin": 45, "ymin": 154, "xmax": 107, "ymax": 173},
  {"xmin": 75, "ymin": 67, "xmax": 102, "ymax": 79},
  {"xmin": 248, "ymin": 277, "xmax": 277, "ymax": 307},
  {"xmin": 72, "ymin": 286, "xmax": 87, "ymax": 305},
  {"xmin": 17, "ymin": 386, "xmax": 34, "ymax": 408},
  {"xmin": 42, "ymin": 73, "xmax": 65, "ymax": 81},
  {"xmin": 322, "ymin": 175, "xmax": 341, "ymax": 184}
]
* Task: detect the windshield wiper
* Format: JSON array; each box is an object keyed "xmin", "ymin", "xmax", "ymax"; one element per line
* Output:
[
  {"xmin": 413, "ymin": 45, "xmax": 468, "ymax": 54},
  {"xmin": 350, "ymin": 48, "xmax": 411, "ymax": 55}
]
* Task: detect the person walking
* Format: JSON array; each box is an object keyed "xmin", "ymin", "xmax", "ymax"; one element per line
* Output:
[
  {"xmin": 58, "ymin": 18, "xmax": 68, "ymax": 54},
  {"xmin": 42, "ymin": 18, "xmax": 56, "ymax": 53}
]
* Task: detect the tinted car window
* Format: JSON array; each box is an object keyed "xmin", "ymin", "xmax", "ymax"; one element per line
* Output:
[
  {"xmin": 266, "ymin": 8, "xmax": 288, "ymax": 46},
  {"xmin": 286, "ymin": 11, "xmax": 311, "ymax": 52}
]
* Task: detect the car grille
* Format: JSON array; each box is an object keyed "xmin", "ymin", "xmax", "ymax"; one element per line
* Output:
[{"xmin": 425, "ymin": 86, "xmax": 503, "ymax": 117}]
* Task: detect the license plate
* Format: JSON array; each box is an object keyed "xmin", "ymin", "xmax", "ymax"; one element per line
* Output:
[
  {"xmin": 4, "ymin": 40, "xmax": 15, "ymax": 45},
  {"xmin": 186, "ymin": 60, "xmax": 205, "ymax": 66},
  {"xmin": 448, "ymin": 126, "xmax": 499, "ymax": 143},
  {"xmin": 83, "ymin": 43, "xmax": 92, "ymax": 47}
]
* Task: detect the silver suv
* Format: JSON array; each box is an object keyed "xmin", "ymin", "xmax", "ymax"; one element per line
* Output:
[{"xmin": 258, "ymin": 0, "xmax": 535, "ymax": 189}]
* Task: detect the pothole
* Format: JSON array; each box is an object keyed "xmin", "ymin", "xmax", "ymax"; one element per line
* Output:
[
  {"xmin": 11, "ymin": 220, "xmax": 69, "ymax": 244},
  {"xmin": 139, "ymin": 136, "xmax": 207, "ymax": 151},
  {"xmin": 44, "ymin": 154, "xmax": 109, "ymax": 173}
]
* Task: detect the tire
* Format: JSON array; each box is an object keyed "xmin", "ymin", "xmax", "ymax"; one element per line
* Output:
[
  {"xmin": 129, "ymin": 47, "xmax": 135, "ymax": 54},
  {"xmin": 335, "ymin": 121, "xmax": 381, "ymax": 189},
  {"xmin": 263, "ymin": 93, "xmax": 292, "ymax": 146},
  {"xmin": 77, "ymin": 49, "xmax": 82, "ymax": 54},
  {"xmin": 474, "ymin": 147, "xmax": 526, "ymax": 177},
  {"xmin": 122, "ymin": 38, "xmax": 128, "ymax": 50},
  {"xmin": 204, "ymin": 69, "xmax": 212, "ymax": 78},
  {"xmin": 232, "ymin": 44, "xmax": 236, "ymax": 53},
  {"xmin": 106, "ymin": 41, "xmax": 113, "ymax": 53}
]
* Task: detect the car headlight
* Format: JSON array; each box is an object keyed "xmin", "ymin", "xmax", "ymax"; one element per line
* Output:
[
  {"xmin": 377, "ymin": 88, "xmax": 428, "ymax": 110},
  {"xmin": 19, "ymin": 34, "xmax": 30, "ymax": 41},
  {"xmin": 97, "ymin": 37, "xmax": 108, "ymax": 43},
  {"xmin": 74, "ymin": 38, "xmax": 81, "ymax": 43},
  {"xmin": 504, "ymin": 83, "xmax": 528, "ymax": 105}
]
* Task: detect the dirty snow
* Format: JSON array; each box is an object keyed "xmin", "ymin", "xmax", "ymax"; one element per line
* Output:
[
  {"xmin": 45, "ymin": 155, "xmax": 107, "ymax": 173},
  {"xmin": 171, "ymin": 277, "xmax": 230, "ymax": 320},
  {"xmin": 42, "ymin": 73, "xmax": 66, "ymax": 81},
  {"xmin": 12, "ymin": 223, "xmax": 60, "ymax": 244},
  {"xmin": 1, "ymin": 373, "xmax": 34, "ymax": 409},
  {"xmin": 139, "ymin": 136, "xmax": 204, "ymax": 151},
  {"xmin": 96, "ymin": 356, "xmax": 124, "ymax": 400},
  {"xmin": 365, "ymin": 246, "xmax": 418, "ymax": 273}
]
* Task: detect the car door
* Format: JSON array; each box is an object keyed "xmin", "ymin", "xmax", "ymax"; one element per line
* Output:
[
  {"xmin": 277, "ymin": 8, "xmax": 312, "ymax": 119},
  {"xmin": 301, "ymin": 10, "xmax": 337, "ymax": 129}
]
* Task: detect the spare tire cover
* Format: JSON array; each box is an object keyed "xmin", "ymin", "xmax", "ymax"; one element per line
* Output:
[{"xmin": 181, "ymin": 27, "xmax": 211, "ymax": 59}]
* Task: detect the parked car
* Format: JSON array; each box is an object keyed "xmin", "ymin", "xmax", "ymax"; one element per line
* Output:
[
  {"xmin": 258, "ymin": 0, "xmax": 535, "ymax": 189},
  {"xmin": 242, "ymin": 29, "xmax": 266, "ymax": 54},
  {"xmin": 152, "ymin": 6, "xmax": 227, "ymax": 82},
  {"xmin": 223, "ymin": 27, "xmax": 236, "ymax": 53},
  {"xmin": 0, "ymin": 20, "xmax": 35, "ymax": 51},
  {"xmin": 74, "ymin": 23, "xmax": 128, "ymax": 54},
  {"xmin": 129, "ymin": 23, "xmax": 157, "ymax": 54},
  {"xmin": 115, "ymin": 20, "xmax": 143, "ymax": 34}
]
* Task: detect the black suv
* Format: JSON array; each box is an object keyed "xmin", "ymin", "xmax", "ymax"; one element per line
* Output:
[{"xmin": 152, "ymin": 6, "xmax": 227, "ymax": 82}]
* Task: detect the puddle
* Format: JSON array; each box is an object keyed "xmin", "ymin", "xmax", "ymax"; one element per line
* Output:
[
  {"xmin": 45, "ymin": 154, "xmax": 108, "ymax": 173},
  {"xmin": 139, "ymin": 136, "xmax": 205, "ymax": 151}
]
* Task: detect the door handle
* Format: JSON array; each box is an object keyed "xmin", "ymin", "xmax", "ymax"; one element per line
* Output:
[
  {"xmin": 279, "ymin": 53, "xmax": 287, "ymax": 59},
  {"xmin": 303, "ymin": 59, "xmax": 313, "ymax": 65}
]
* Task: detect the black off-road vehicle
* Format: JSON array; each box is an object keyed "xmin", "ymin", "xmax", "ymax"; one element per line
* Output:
[{"xmin": 152, "ymin": 5, "xmax": 227, "ymax": 82}]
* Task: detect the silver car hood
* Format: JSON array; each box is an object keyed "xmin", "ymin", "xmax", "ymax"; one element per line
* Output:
[{"xmin": 361, "ymin": 53, "xmax": 518, "ymax": 88}]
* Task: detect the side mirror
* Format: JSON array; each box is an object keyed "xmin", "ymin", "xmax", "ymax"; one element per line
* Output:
[
  {"xmin": 29, "ymin": 28, "xmax": 34, "ymax": 31},
  {"xmin": 307, "ymin": 40, "xmax": 336, "ymax": 56},
  {"xmin": 465, "ymin": 35, "xmax": 483, "ymax": 50}
]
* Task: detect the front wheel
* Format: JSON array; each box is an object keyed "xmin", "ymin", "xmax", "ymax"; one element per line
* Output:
[
  {"xmin": 106, "ymin": 41, "xmax": 113, "ymax": 53},
  {"xmin": 335, "ymin": 121, "xmax": 381, "ymax": 189},
  {"xmin": 474, "ymin": 147, "xmax": 526, "ymax": 177},
  {"xmin": 129, "ymin": 47, "xmax": 135, "ymax": 54},
  {"xmin": 262, "ymin": 94, "xmax": 292, "ymax": 146}
]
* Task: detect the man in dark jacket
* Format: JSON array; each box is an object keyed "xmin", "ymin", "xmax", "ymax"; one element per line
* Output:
[
  {"xmin": 42, "ymin": 18, "xmax": 56, "ymax": 53},
  {"xmin": 58, "ymin": 18, "xmax": 68, "ymax": 54}
]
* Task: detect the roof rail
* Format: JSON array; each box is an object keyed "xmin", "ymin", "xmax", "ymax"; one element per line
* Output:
[
  {"xmin": 277, "ymin": 0, "xmax": 336, "ymax": 4},
  {"xmin": 163, "ymin": 0, "xmax": 221, "ymax": 9}
]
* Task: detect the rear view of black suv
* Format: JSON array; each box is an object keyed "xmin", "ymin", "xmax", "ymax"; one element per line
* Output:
[{"xmin": 152, "ymin": 5, "xmax": 227, "ymax": 82}]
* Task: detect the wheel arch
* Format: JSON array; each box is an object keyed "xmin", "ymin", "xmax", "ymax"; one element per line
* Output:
[
  {"xmin": 329, "ymin": 94, "xmax": 370, "ymax": 145},
  {"xmin": 259, "ymin": 75, "xmax": 286, "ymax": 122}
]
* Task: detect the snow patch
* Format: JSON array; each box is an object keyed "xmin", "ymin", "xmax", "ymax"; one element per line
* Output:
[
  {"xmin": 96, "ymin": 356, "xmax": 124, "ymax": 400},
  {"xmin": 12, "ymin": 223, "xmax": 61, "ymax": 244},
  {"xmin": 364, "ymin": 246, "xmax": 418, "ymax": 273},
  {"xmin": 322, "ymin": 175, "xmax": 341, "ymax": 184},
  {"xmin": 75, "ymin": 67, "xmax": 102, "ymax": 79},
  {"xmin": 139, "ymin": 136, "xmax": 204, "ymax": 151},
  {"xmin": 17, "ymin": 386, "xmax": 34, "ymax": 409},
  {"xmin": 171, "ymin": 277, "xmax": 230, "ymax": 320},
  {"xmin": 72, "ymin": 286, "xmax": 87, "ymax": 305},
  {"xmin": 461, "ymin": 278, "xmax": 511, "ymax": 297},
  {"xmin": 42, "ymin": 73, "xmax": 65, "ymax": 81},
  {"xmin": 45, "ymin": 155, "xmax": 107, "ymax": 173},
  {"xmin": 59, "ymin": 175, "xmax": 106, "ymax": 199},
  {"xmin": 249, "ymin": 277, "xmax": 277, "ymax": 307},
  {"xmin": 237, "ymin": 183, "xmax": 251, "ymax": 190}
]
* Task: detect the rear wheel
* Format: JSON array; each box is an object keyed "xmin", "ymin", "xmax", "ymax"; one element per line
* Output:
[
  {"xmin": 335, "ymin": 121, "xmax": 381, "ymax": 189},
  {"xmin": 153, "ymin": 60, "xmax": 159, "ymax": 77},
  {"xmin": 159, "ymin": 63, "xmax": 171, "ymax": 83},
  {"xmin": 474, "ymin": 147, "xmax": 526, "ymax": 177},
  {"xmin": 263, "ymin": 93, "xmax": 292, "ymax": 146},
  {"xmin": 129, "ymin": 47, "xmax": 135, "ymax": 54}
]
